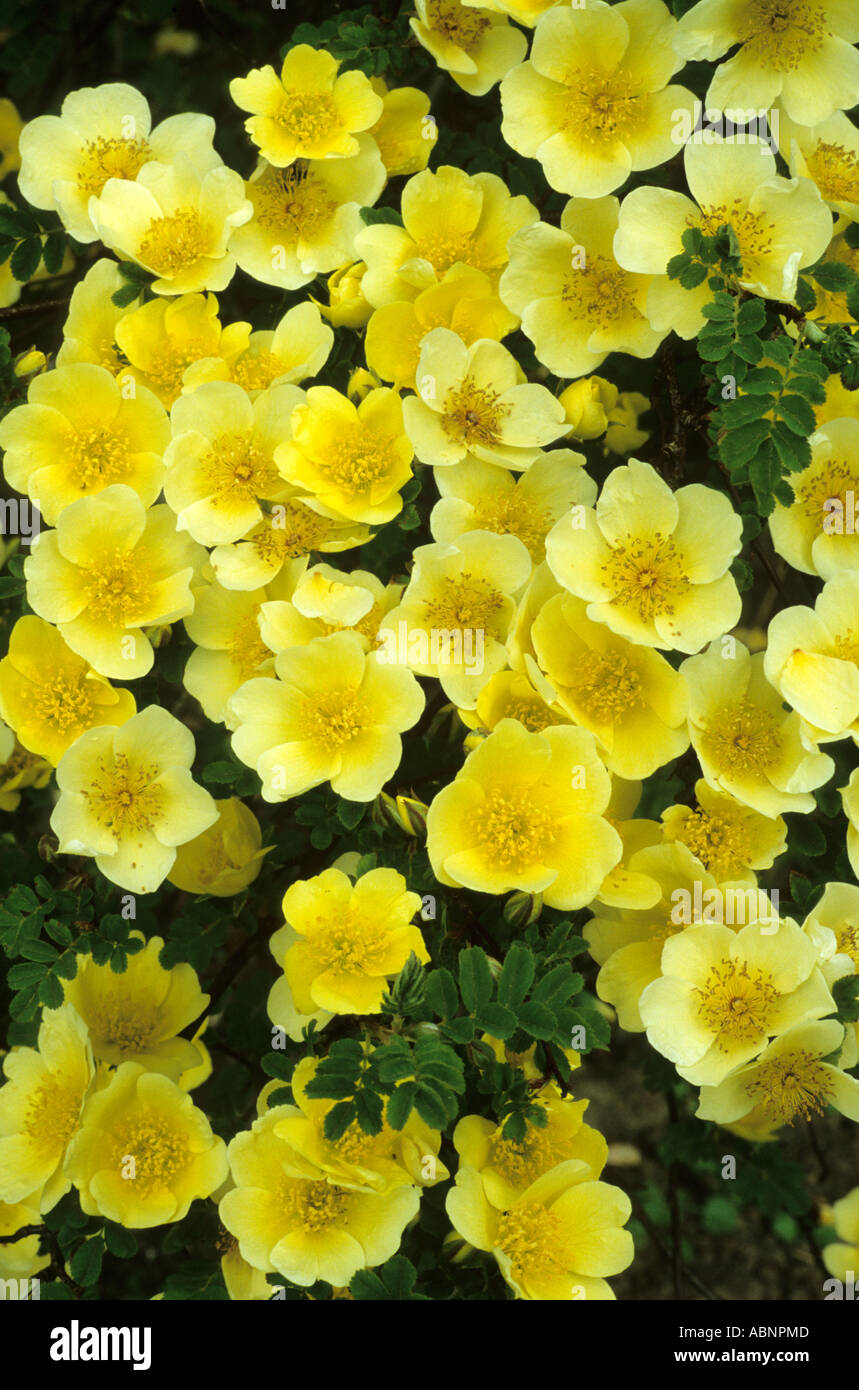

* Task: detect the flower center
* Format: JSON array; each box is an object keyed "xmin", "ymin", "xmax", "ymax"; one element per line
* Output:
[
  {"xmin": 81, "ymin": 550, "xmax": 152, "ymax": 626},
  {"xmin": 281, "ymin": 1177, "xmax": 350, "ymax": 1232},
  {"xmin": 88, "ymin": 999, "xmax": 160, "ymax": 1053},
  {"xmin": 310, "ymin": 424, "xmax": 401, "ymax": 493},
  {"xmin": 475, "ymin": 790, "xmax": 557, "ymax": 870},
  {"xmin": 805, "ymin": 141, "xmax": 859, "ymax": 206},
  {"xmin": 141, "ymin": 336, "xmax": 216, "ymax": 399},
  {"xmin": 227, "ymin": 611, "xmax": 271, "ymax": 682},
  {"xmin": 797, "ymin": 456, "xmax": 859, "ymax": 520},
  {"xmin": 496, "ymin": 1203, "xmax": 566, "ymax": 1281},
  {"xmin": 232, "ymin": 351, "xmax": 289, "ymax": 393},
  {"xmin": 300, "ymin": 685, "xmax": 367, "ymax": 752},
  {"xmin": 671, "ymin": 807, "xmax": 752, "ymax": 880},
  {"xmin": 491, "ymin": 1128, "xmax": 554, "ymax": 1188},
  {"xmin": 559, "ymin": 72, "xmax": 642, "ymax": 143},
  {"xmin": 305, "ymin": 907, "xmax": 392, "ymax": 974},
  {"xmin": 76, "ymin": 136, "xmax": 152, "ymax": 197},
  {"xmin": 250, "ymin": 504, "xmax": 331, "ymax": 561},
  {"xmin": 502, "ymin": 696, "xmax": 562, "ymax": 732},
  {"xmin": 422, "ymin": 573, "xmax": 505, "ymax": 633},
  {"xmin": 442, "ymin": 378, "xmax": 509, "ymax": 448},
  {"xmin": 601, "ymin": 534, "xmax": 690, "ymax": 622},
  {"xmin": 702, "ymin": 700, "xmax": 782, "ymax": 778},
  {"xmin": 274, "ymin": 92, "xmax": 338, "ymax": 145},
  {"xmin": 568, "ymin": 650, "xmax": 643, "ymax": 722},
  {"xmin": 69, "ymin": 426, "xmax": 129, "ymax": 491},
  {"xmin": 562, "ymin": 254, "xmax": 639, "ymax": 327},
  {"xmin": 413, "ymin": 229, "xmax": 492, "ymax": 277},
  {"xmin": 112, "ymin": 1109, "xmax": 189, "ymax": 1195},
  {"xmin": 836, "ymin": 921, "xmax": 859, "ymax": 966},
  {"xmin": 472, "ymin": 494, "xmax": 552, "ymax": 562},
  {"xmin": 83, "ymin": 752, "xmax": 164, "ymax": 833},
  {"xmin": 201, "ymin": 431, "xmax": 279, "ymax": 504},
  {"xmin": 138, "ymin": 210, "xmax": 208, "ymax": 276},
  {"xmin": 22, "ymin": 1077, "xmax": 82, "ymax": 1155},
  {"xmin": 695, "ymin": 959, "xmax": 778, "ymax": 1045},
  {"xmin": 735, "ymin": 0, "xmax": 828, "ymax": 72},
  {"xmin": 829, "ymin": 632, "xmax": 859, "ymax": 668},
  {"xmin": 32, "ymin": 672, "xmax": 95, "ymax": 733},
  {"xmin": 696, "ymin": 203, "xmax": 775, "ymax": 269},
  {"xmin": 251, "ymin": 163, "xmax": 337, "ymax": 238},
  {"xmin": 424, "ymin": 0, "xmax": 491, "ymax": 48},
  {"xmin": 747, "ymin": 1048, "xmax": 833, "ymax": 1123}
]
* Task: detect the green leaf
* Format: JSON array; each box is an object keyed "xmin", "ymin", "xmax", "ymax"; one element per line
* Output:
[
  {"xmin": 788, "ymin": 817, "xmax": 827, "ymax": 857},
  {"xmin": 385, "ymin": 1081, "xmax": 417, "ymax": 1130},
  {"xmin": 497, "ymin": 943, "xmax": 535, "ymax": 1009},
  {"xmin": 833, "ymin": 974, "xmax": 859, "ymax": 1025},
  {"xmin": 70, "ymin": 1234, "xmax": 105, "ymax": 1287},
  {"xmin": 775, "ymin": 393, "xmax": 816, "ymax": 436},
  {"xmin": 811, "ymin": 260, "xmax": 857, "ymax": 291},
  {"xmin": 473, "ymin": 1001, "xmax": 517, "ymax": 1038},
  {"xmin": 336, "ymin": 799, "xmax": 365, "ymax": 829},
  {"xmin": 41, "ymin": 230, "xmax": 67, "ymax": 275},
  {"xmin": 458, "ymin": 947, "xmax": 493, "ymax": 1012},
  {"xmin": 359, "ymin": 205, "xmax": 403, "ymax": 226},
  {"xmin": 104, "ymin": 1224, "xmax": 138, "ymax": 1259},
  {"xmin": 724, "ymin": 394, "xmax": 773, "ymax": 426},
  {"xmin": 740, "ymin": 367, "xmax": 783, "ymax": 394},
  {"xmin": 439, "ymin": 1015, "xmax": 475, "ymax": 1044},
  {"xmin": 532, "ymin": 963, "xmax": 579, "ymax": 1007},
  {"xmin": 770, "ymin": 421, "xmax": 812, "ymax": 473},
  {"xmin": 110, "ymin": 283, "xmax": 142, "ymax": 308},
  {"xmin": 201, "ymin": 760, "xmax": 239, "ymax": 785},
  {"xmin": 413, "ymin": 1082, "xmax": 452, "ymax": 1129},
  {"xmin": 701, "ymin": 1195, "xmax": 738, "ymax": 1235},
  {"xmin": 719, "ymin": 419, "xmax": 770, "ymax": 467},
  {"xmin": 8, "ymin": 962, "xmax": 47, "ymax": 988},
  {"xmin": 425, "ymin": 967, "xmax": 458, "ymax": 1019},
  {"xmin": 38, "ymin": 973, "xmax": 64, "ymax": 1009},
  {"xmin": 517, "ymin": 1000, "xmax": 557, "ymax": 1040},
  {"xmin": 736, "ymin": 298, "xmax": 766, "ymax": 332},
  {"xmin": 322, "ymin": 1101, "xmax": 357, "ymax": 1142},
  {"xmin": 0, "ymin": 576, "xmax": 25, "ymax": 597},
  {"xmin": 10, "ymin": 237, "xmax": 41, "ymax": 282}
]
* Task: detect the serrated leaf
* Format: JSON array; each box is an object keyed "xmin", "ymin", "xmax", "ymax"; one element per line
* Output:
[
  {"xmin": 201, "ymin": 760, "xmax": 239, "ymax": 785},
  {"xmin": 425, "ymin": 967, "xmax": 458, "ymax": 1019},
  {"xmin": 8, "ymin": 962, "xmax": 47, "ymax": 988},
  {"xmin": 719, "ymin": 418, "xmax": 770, "ymax": 466},
  {"xmin": 69, "ymin": 1235, "xmax": 104, "ymax": 1287},
  {"xmin": 532, "ymin": 963, "xmax": 579, "ymax": 1007},
  {"xmin": 497, "ymin": 943, "xmax": 535, "ymax": 1009},
  {"xmin": 41, "ymin": 230, "xmax": 66, "ymax": 275},
  {"xmin": 458, "ymin": 947, "xmax": 493, "ymax": 1012},
  {"xmin": 811, "ymin": 260, "xmax": 857, "ymax": 291},
  {"xmin": 11, "ymin": 237, "xmax": 42, "ymax": 282},
  {"xmin": 775, "ymin": 393, "xmax": 816, "ymax": 436},
  {"xmin": 770, "ymin": 420, "xmax": 811, "ymax": 473},
  {"xmin": 359, "ymin": 205, "xmax": 403, "ymax": 226},
  {"xmin": 385, "ymin": 1081, "xmax": 417, "ymax": 1130},
  {"xmin": 337, "ymin": 799, "xmax": 365, "ymax": 829},
  {"xmin": 413, "ymin": 1081, "xmax": 452, "ymax": 1129},
  {"xmin": 516, "ymin": 999, "xmax": 557, "ymax": 1040},
  {"xmin": 104, "ymin": 1224, "xmax": 138, "ymax": 1259},
  {"xmin": 439, "ymin": 1015, "xmax": 474, "ymax": 1044},
  {"xmin": 323, "ymin": 1101, "xmax": 357, "ymax": 1142}
]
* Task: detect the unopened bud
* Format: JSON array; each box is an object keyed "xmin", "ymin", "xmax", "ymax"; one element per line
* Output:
[
  {"xmin": 14, "ymin": 347, "xmax": 47, "ymax": 378},
  {"xmin": 503, "ymin": 890, "xmax": 543, "ymax": 928}
]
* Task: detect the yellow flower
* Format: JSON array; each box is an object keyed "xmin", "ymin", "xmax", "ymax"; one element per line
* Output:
[
  {"xmin": 764, "ymin": 571, "xmax": 859, "ymax": 740},
  {"xmin": 183, "ymin": 301, "xmax": 334, "ymax": 396},
  {"xmin": 681, "ymin": 640, "xmax": 834, "ymax": 817},
  {"xmin": 411, "ymin": 0, "xmax": 526, "ymax": 96},
  {"xmin": 24, "ymin": 485, "xmax": 205, "ymax": 679},
  {"xmin": 230, "ymin": 143, "xmax": 386, "ymax": 291},
  {"xmin": 586, "ymin": 841, "xmax": 718, "ymax": 1031},
  {"xmin": 546, "ymin": 457, "xmax": 743, "ymax": 652},
  {"xmin": 0, "ymin": 97, "xmax": 23, "ymax": 178},
  {"xmin": 842, "ymin": 769, "xmax": 859, "ymax": 879},
  {"xmin": 559, "ymin": 377, "xmax": 622, "ymax": 441},
  {"xmin": 461, "ymin": 0, "xmax": 559, "ymax": 26},
  {"xmin": 427, "ymin": 718, "xmax": 621, "ymax": 907},
  {"xmin": 614, "ymin": 136, "xmax": 833, "ymax": 339},
  {"xmin": 229, "ymin": 630, "xmax": 425, "ymax": 802},
  {"xmin": 259, "ymin": 563, "xmax": 401, "ymax": 656},
  {"xmin": 18, "ymin": 83, "xmax": 223, "ymax": 241},
  {"xmin": 406, "ymin": 329, "xmax": 567, "ymax": 470},
  {"xmin": 823, "ymin": 1187, "xmax": 859, "ymax": 1284},
  {"xmin": 452, "ymin": 1087, "xmax": 607, "ymax": 1210},
  {"xmin": 275, "ymin": 385, "xmax": 414, "ymax": 525},
  {"xmin": 183, "ymin": 573, "xmax": 297, "ymax": 723},
  {"xmin": 220, "ymin": 1232, "xmax": 273, "ymax": 1300},
  {"xmin": 0, "ymin": 616, "xmax": 136, "ymax": 766},
  {"xmin": 0, "ymin": 1198, "xmax": 49, "ymax": 1282},
  {"xmin": 501, "ymin": 197, "xmax": 665, "ymax": 378},
  {"xmin": 459, "ymin": 669, "xmax": 570, "ymax": 738},
  {"xmin": 807, "ymin": 233, "xmax": 859, "ymax": 326},
  {"xmin": 89, "ymin": 154, "xmax": 252, "ymax": 295},
  {"xmin": 64, "ymin": 1062, "xmax": 228, "ymax": 1227},
  {"xmin": 365, "ymin": 267, "xmax": 512, "ymax": 392},
  {"xmin": 50, "ymin": 704, "xmax": 218, "ymax": 894},
  {"xmin": 0, "ymin": 721, "xmax": 52, "ymax": 812},
  {"xmin": 380, "ymin": 531, "xmax": 532, "ymax": 708},
  {"xmin": 314, "ymin": 260, "xmax": 373, "ymax": 329},
  {"xmin": 594, "ymin": 812, "xmax": 663, "ymax": 912},
  {"xmin": 209, "ymin": 505, "xmax": 370, "ymax": 592},
  {"xmin": 356, "ymin": 164, "xmax": 538, "ymax": 309},
  {"xmin": 500, "ymin": 0, "xmax": 696, "ymax": 197},
  {"xmin": 816, "ymin": 373, "xmax": 859, "ymax": 428},
  {"xmin": 229, "ymin": 45, "xmax": 383, "ymax": 168},
  {"xmin": 531, "ymin": 590, "xmax": 689, "ymax": 778},
  {"xmin": 272, "ymin": 867, "xmax": 427, "ymax": 1018},
  {"xmin": 604, "ymin": 392, "xmax": 651, "ymax": 455},
  {"xmin": 446, "ymin": 1160, "xmax": 633, "ymax": 1300},
  {"xmin": 639, "ymin": 918, "xmax": 837, "ymax": 1086},
  {"xmin": 430, "ymin": 452, "xmax": 594, "ymax": 566},
  {"xmin": 801, "ymin": 880, "xmax": 859, "ymax": 980},
  {"xmin": 61, "ymin": 935, "xmax": 207, "ymax": 1081},
  {"xmin": 274, "ymin": 1056, "xmax": 447, "ymax": 1193},
  {"xmin": 0, "ymin": 363, "xmax": 169, "ymax": 525},
  {"xmin": 55, "ymin": 260, "xmax": 131, "ymax": 376},
  {"xmin": 367, "ymin": 78, "xmax": 436, "ymax": 177},
  {"xmin": 674, "ymin": 0, "xmax": 859, "ymax": 126},
  {"xmin": 164, "ymin": 382, "xmax": 303, "ymax": 545},
  {"xmin": 769, "ymin": 417, "xmax": 859, "ymax": 579},
  {"xmin": 779, "ymin": 111, "xmax": 859, "ymax": 221},
  {"xmin": 661, "ymin": 780, "xmax": 787, "ymax": 885},
  {"xmin": 112, "ymin": 293, "xmax": 251, "ymax": 407},
  {"xmin": 0, "ymin": 1004, "xmax": 94, "ymax": 1212},
  {"xmin": 696, "ymin": 1019, "xmax": 859, "ymax": 1131},
  {"xmin": 219, "ymin": 1105, "xmax": 420, "ymax": 1286}
]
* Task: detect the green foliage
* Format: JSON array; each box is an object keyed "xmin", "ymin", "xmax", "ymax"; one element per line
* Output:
[{"xmin": 0, "ymin": 200, "xmax": 69, "ymax": 284}]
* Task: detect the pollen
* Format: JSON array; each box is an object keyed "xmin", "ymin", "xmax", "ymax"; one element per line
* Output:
[
  {"xmin": 250, "ymin": 504, "xmax": 331, "ymax": 561},
  {"xmin": 251, "ymin": 163, "xmax": 337, "ymax": 239},
  {"xmin": 559, "ymin": 72, "xmax": 643, "ymax": 144},
  {"xmin": 413, "ymin": 229, "xmax": 491, "ymax": 277},
  {"xmin": 471, "ymin": 493, "xmax": 552, "ymax": 562},
  {"xmin": 200, "ymin": 431, "xmax": 280, "ymax": 503},
  {"xmin": 83, "ymin": 751, "xmax": 164, "ymax": 834},
  {"xmin": 701, "ymin": 700, "xmax": 782, "ymax": 778},
  {"xmin": 22, "ymin": 1077, "xmax": 82, "ymax": 1154},
  {"xmin": 442, "ymin": 378, "xmax": 509, "ymax": 448},
  {"xmin": 227, "ymin": 611, "xmax": 271, "ymax": 682},
  {"xmin": 805, "ymin": 141, "xmax": 859, "ymax": 207},
  {"xmin": 232, "ymin": 351, "xmax": 289, "ymax": 393},
  {"xmin": 735, "ymin": 0, "xmax": 828, "ymax": 73},
  {"xmin": 281, "ymin": 1176, "xmax": 350, "ymax": 1232},
  {"xmin": 797, "ymin": 457, "xmax": 859, "ymax": 520},
  {"xmin": 475, "ymin": 789, "xmax": 557, "ymax": 871},
  {"xmin": 305, "ymin": 906, "xmax": 391, "ymax": 974},
  {"xmin": 142, "ymin": 337, "xmax": 215, "ymax": 400},
  {"xmin": 32, "ymin": 673, "xmax": 95, "ymax": 733},
  {"xmin": 496, "ymin": 1202, "xmax": 566, "ymax": 1281},
  {"xmin": 112, "ymin": 1109, "xmax": 190, "ymax": 1194},
  {"xmin": 422, "ymin": 573, "xmax": 505, "ymax": 633},
  {"xmin": 695, "ymin": 958, "xmax": 778, "ymax": 1045},
  {"xmin": 503, "ymin": 696, "xmax": 563, "ymax": 732},
  {"xmin": 561, "ymin": 254, "xmax": 638, "ymax": 329},
  {"xmin": 76, "ymin": 135, "xmax": 152, "ymax": 197},
  {"xmin": 835, "ymin": 921, "xmax": 859, "ymax": 966},
  {"xmin": 671, "ymin": 807, "xmax": 753, "ymax": 880},
  {"xmin": 81, "ymin": 549, "xmax": 152, "ymax": 626},
  {"xmin": 491, "ymin": 1126, "xmax": 554, "ymax": 1188},
  {"xmin": 88, "ymin": 999, "xmax": 160, "ymax": 1053},
  {"xmin": 601, "ymin": 533, "xmax": 690, "ymax": 622},
  {"xmin": 569, "ymin": 650, "xmax": 643, "ymax": 722},
  {"xmin": 829, "ymin": 632, "xmax": 859, "ymax": 668},
  {"xmin": 747, "ymin": 1048, "xmax": 833, "ymax": 1123},
  {"xmin": 138, "ymin": 209, "xmax": 208, "ymax": 276},
  {"xmin": 69, "ymin": 425, "xmax": 130, "ymax": 491},
  {"xmin": 696, "ymin": 201, "xmax": 775, "ymax": 266},
  {"xmin": 274, "ymin": 92, "xmax": 338, "ymax": 144},
  {"xmin": 425, "ymin": 0, "xmax": 491, "ymax": 49},
  {"xmin": 300, "ymin": 685, "xmax": 367, "ymax": 753},
  {"xmin": 312, "ymin": 425, "xmax": 400, "ymax": 493}
]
